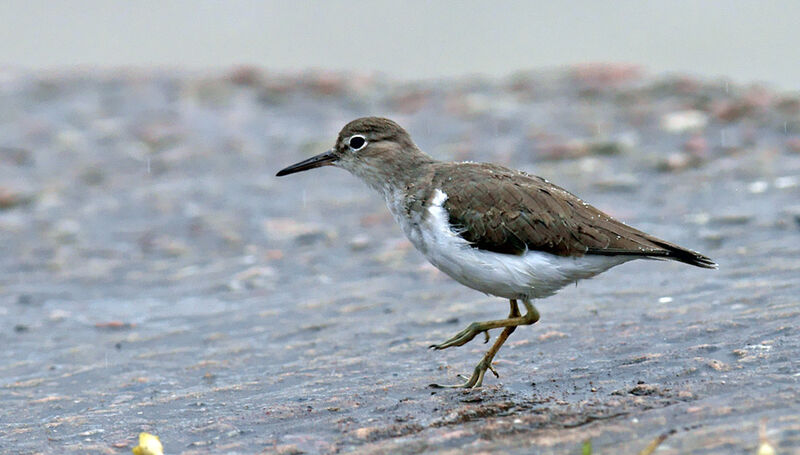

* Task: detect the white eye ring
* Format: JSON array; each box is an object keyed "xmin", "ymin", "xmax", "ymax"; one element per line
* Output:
[{"xmin": 348, "ymin": 135, "xmax": 367, "ymax": 151}]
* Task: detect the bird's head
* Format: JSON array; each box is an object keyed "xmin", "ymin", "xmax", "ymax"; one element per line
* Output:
[{"xmin": 276, "ymin": 117, "xmax": 433, "ymax": 193}]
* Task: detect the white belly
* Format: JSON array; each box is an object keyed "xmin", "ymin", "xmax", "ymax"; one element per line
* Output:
[{"xmin": 389, "ymin": 189, "xmax": 632, "ymax": 300}]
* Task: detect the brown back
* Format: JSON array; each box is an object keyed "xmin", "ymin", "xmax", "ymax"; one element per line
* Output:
[{"xmin": 432, "ymin": 163, "xmax": 716, "ymax": 268}]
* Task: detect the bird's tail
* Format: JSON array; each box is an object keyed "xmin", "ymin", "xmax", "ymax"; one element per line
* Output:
[{"xmin": 590, "ymin": 239, "xmax": 717, "ymax": 269}]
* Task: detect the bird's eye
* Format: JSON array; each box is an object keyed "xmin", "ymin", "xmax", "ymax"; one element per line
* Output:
[{"xmin": 348, "ymin": 135, "xmax": 367, "ymax": 151}]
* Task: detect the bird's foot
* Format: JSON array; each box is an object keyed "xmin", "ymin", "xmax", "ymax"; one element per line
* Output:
[
  {"xmin": 429, "ymin": 359, "xmax": 499, "ymax": 389},
  {"xmin": 429, "ymin": 322, "xmax": 490, "ymax": 350},
  {"xmin": 429, "ymin": 300, "xmax": 534, "ymax": 388}
]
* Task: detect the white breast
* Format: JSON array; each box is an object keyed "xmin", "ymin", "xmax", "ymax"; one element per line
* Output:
[{"xmin": 388, "ymin": 189, "xmax": 633, "ymax": 300}]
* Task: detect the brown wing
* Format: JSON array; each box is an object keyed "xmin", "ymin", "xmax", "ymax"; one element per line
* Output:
[{"xmin": 434, "ymin": 163, "xmax": 716, "ymax": 268}]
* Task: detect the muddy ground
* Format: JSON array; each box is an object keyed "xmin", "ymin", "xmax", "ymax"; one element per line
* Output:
[{"xmin": 1, "ymin": 67, "xmax": 799, "ymax": 454}]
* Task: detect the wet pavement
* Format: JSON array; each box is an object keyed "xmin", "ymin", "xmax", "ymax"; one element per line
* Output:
[{"xmin": 1, "ymin": 67, "xmax": 799, "ymax": 454}]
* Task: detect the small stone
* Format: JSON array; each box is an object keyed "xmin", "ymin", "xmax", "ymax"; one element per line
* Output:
[
  {"xmin": 710, "ymin": 213, "xmax": 753, "ymax": 226},
  {"xmin": 683, "ymin": 135, "xmax": 708, "ymax": 154},
  {"xmin": 786, "ymin": 137, "xmax": 800, "ymax": 153},
  {"xmin": 80, "ymin": 167, "xmax": 106, "ymax": 186},
  {"xmin": 389, "ymin": 86, "xmax": 431, "ymax": 114},
  {"xmin": 657, "ymin": 151, "xmax": 702, "ymax": 172},
  {"xmin": 712, "ymin": 100, "xmax": 756, "ymax": 122},
  {"xmin": 94, "ymin": 321, "xmax": 135, "ymax": 330},
  {"xmin": 536, "ymin": 139, "xmax": 586, "ymax": 160},
  {"xmin": 660, "ymin": 110, "xmax": 708, "ymax": 133},
  {"xmin": 572, "ymin": 63, "xmax": 642, "ymax": 88},
  {"xmin": 593, "ymin": 174, "xmax": 640, "ymax": 193},
  {"xmin": 0, "ymin": 146, "xmax": 33, "ymax": 165},
  {"xmin": 228, "ymin": 65, "xmax": 263, "ymax": 86},
  {"xmin": 0, "ymin": 187, "xmax": 34, "ymax": 210},
  {"xmin": 294, "ymin": 231, "xmax": 330, "ymax": 246},
  {"xmin": 700, "ymin": 230, "xmax": 725, "ymax": 248},
  {"xmin": 774, "ymin": 176, "xmax": 798, "ymax": 189},
  {"xmin": 780, "ymin": 206, "xmax": 800, "ymax": 228},
  {"xmin": 747, "ymin": 181, "xmax": 769, "ymax": 194},
  {"xmin": 51, "ymin": 219, "xmax": 81, "ymax": 243},
  {"xmin": 274, "ymin": 445, "xmax": 304, "ymax": 455},
  {"xmin": 537, "ymin": 138, "xmax": 628, "ymax": 161},
  {"xmin": 775, "ymin": 95, "xmax": 800, "ymax": 114},
  {"xmin": 586, "ymin": 140, "xmax": 626, "ymax": 156},
  {"xmin": 537, "ymin": 330, "xmax": 568, "ymax": 342},
  {"xmin": 349, "ymin": 234, "xmax": 370, "ymax": 251},
  {"xmin": 629, "ymin": 383, "xmax": 658, "ymax": 396},
  {"xmin": 149, "ymin": 235, "xmax": 189, "ymax": 257},
  {"xmin": 686, "ymin": 213, "xmax": 711, "ymax": 225},
  {"xmin": 306, "ymin": 71, "xmax": 347, "ymax": 97},
  {"xmin": 229, "ymin": 266, "xmax": 276, "ymax": 291},
  {"xmin": 353, "ymin": 426, "xmax": 379, "ymax": 439},
  {"xmin": 697, "ymin": 357, "xmax": 731, "ymax": 371},
  {"xmin": 48, "ymin": 309, "xmax": 70, "ymax": 321},
  {"xmin": 263, "ymin": 218, "xmax": 329, "ymax": 242}
]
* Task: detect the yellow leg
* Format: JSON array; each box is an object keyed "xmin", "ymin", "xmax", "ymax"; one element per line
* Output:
[
  {"xmin": 431, "ymin": 299, "xmax": 539, "ymax": 389},
  {"xmin": 430, "ymin": 299, "xmax": 539, "ymax": 350}
]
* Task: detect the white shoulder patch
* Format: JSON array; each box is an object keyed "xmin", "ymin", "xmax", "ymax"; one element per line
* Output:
[
  {"xmin": 431, "ymin": 188, "xmax": 448, "ymax": 207},
  {"xmin": 410, "ymin": 186, "xmax": 632, "ymax": 300}
]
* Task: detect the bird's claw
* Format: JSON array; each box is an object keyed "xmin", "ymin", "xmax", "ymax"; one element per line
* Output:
[
  {"xmin": 429, "ymin": 360, "xmax": 496, "ymax": 389},
  {"xmin": 429, "ymin": 322, "xmax": 488, "ymax": 350}
]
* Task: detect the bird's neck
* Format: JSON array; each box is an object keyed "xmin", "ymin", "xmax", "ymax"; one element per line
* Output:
[{"xmin": 351, "ymin": 150, "xmax": 437, "ymax": 200}]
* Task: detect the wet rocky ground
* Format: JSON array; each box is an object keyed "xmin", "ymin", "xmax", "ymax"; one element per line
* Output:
[{"xmin": 1, "ymin": 66, "xmax": 799, "ymax": 454}]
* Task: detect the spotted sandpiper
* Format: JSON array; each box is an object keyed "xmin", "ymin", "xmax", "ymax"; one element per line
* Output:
[{"xmin": 277, "ymin": 117, "xmax": 717, "ymax": 388}]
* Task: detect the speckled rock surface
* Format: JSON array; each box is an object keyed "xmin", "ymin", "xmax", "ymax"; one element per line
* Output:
[{"xmin": 1, "ymin": 67, "xmax": 799, "ymax": 454}]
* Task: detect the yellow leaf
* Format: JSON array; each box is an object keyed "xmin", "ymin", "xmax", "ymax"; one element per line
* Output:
[
  {"xmin": 757, "ymin": 441, "xmax": 776, "ymax": 455},
  {"xmin": 132, "ymin": 432, "xmax": 163, "ymax": 455},
  {"xmin": 758, "ymin": 418, "xmax": 775, "ymax": 455}
]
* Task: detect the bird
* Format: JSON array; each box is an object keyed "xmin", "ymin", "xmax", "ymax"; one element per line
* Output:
[{"xmin": 276, "ymin": 117, "xmax": 717, "ymax": 388}]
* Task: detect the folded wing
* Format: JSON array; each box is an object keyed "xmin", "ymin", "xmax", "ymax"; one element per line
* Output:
[{"xmin": 434, "ymin": 163, "xmax": 716, "ymax": 269}]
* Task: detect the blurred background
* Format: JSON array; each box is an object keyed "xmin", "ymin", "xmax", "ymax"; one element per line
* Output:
[
  {"xmin": 1, "ymin": 0, "xmax": 799, "ymax": 88},
  {"xmin": 2, "ymin": 2, "xmax": 800, "ymax": 454}
]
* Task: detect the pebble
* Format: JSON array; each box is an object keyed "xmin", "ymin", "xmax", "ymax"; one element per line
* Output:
[
  {"xmin": 593, "ymin": 174, "xmax": 640, "ymax": 193},
  {"xmin": 774, "ymin": 175, "xmax": 798, "ymax": 189},
  {"xmin": 700, "ymin": 230, "xmax": 725, "ymax": 248},
  {"xmin": 683, "ymin": 135, "xmax": 708, "ymax": 155},
  {"xmin": 0, "ymin": 187, "xmax": 34, "ymax": 210},
  {"xmin": 0, "ymin": 146, "xmax": 33, "ymax": 165},
  {"xmin": 536, "ymin": 138, "xmax": 628, "ymax": 160},
  {"xmin": 686, "ymin": 213, "xmax": 711, "ymax": 225},
  {"xmin": 710, "ymin": 213, "xmax": 753, "ymax": 226},
  {"xmin": 228, "ymin": 266, "xmax": 276, "ymax": 291},
  {"xmin": 294, "ymin": 231, "xmax": 331, "ymax": 246},
  {"xmin": 263, "ymin": 218, "xmax": 329, "ymax": 242},
  {"xmin": 348, "ymin": 234, "xmax": 371, "ymax": 251},
  {"xmin": 660, "ymin": 110, "xmax": 708, "ymax": 133},
  {"xmin": 748, "ymin": 181, "xmax": 769, "ymax": 194},
  {"xmin": 786, "ymin": 137, "xmax": 800, "ymax": 153},
  {"xmin": 51, "ymin": 219, "xmax": 81, "ymax": 243},
  {"xmin": 657, "ymin": 151, "xmax": 702, "ymax": 172}
]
